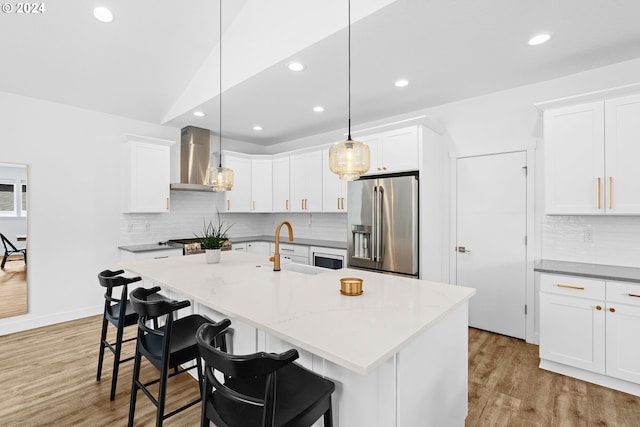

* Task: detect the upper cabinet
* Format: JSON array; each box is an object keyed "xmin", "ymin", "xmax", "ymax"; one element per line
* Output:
[
  {"xmin": 322, "ymin": 148, "xmax": 347, "ymax": 212},
  {"xmin": 364, "ymin": 126, "xmax": 420, "ymax": 175},
  {"xmin": 221, "ymin": 152, "xmax": 252, "ymax": 212},
  {"xmin": 251, "ymin": 157, "xmax": 273, "ymax": 212},
  {"xmin": 544, "ymin": 93, "xmax": 640, "ymax": 215},
  {"xmin": 122, "ymin": 135, "xmax": 175, "ymax": 213},
  {"xmin": 272, "ymin": 156, "xmax": 290, "ymax": 212},
  {"xmin": 290, "ymin": 150, "xmax": 323, "ymax": 212}
]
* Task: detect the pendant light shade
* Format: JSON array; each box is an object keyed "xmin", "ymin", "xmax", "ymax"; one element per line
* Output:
[
  {"xmin": 208, "ymin": 166, "xmax": 234, "ymax": 192},
  {"xmin": 329, "ymin": 0, "xmax": 370, "ymax": 181},
  {"xmin": 207, "ymin": 0, "xmax": 234, "ymax": 192},
  {"xmin": 329, "ymin": 138, "xmax": 370, "ymax": 181}
]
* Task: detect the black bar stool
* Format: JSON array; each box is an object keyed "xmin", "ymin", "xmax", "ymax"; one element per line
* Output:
[
  {"xmin": 96, "ymin": 269, "xmax": 142, "ymax": 401},
  {"xmin": 196, "ymin": 320, "xmax": 335, "ymax": 427},
  {"xmin": 128, "ymin": 286, "xmax": 215, "ymax": 427}
]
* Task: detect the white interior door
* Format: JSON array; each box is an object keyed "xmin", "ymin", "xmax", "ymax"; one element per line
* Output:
[{"xmin": 456, "ymin": 151, "xmax": 527, "ymax": 339}]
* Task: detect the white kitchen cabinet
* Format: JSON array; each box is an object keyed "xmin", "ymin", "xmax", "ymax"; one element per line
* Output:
[
  {"xmin": 322, "ymin": 147, "xmax": 347, "ymax": 212},
  {"xmin": 605, "ymin": 281, "xmax": 640, "ymax": 384},
  {"xmin": 251, "ymin": 157, "xmax": 273, "ymax": 212},
  {"xmin": 362, "ymin": 126, "xmax": 420, "ymax": 175},
  {"xmin": 272, "ymin": 156, "xmax": 290, "ymax": 212},
  {"xmin": 231, "ymin": 242, "xmax": 247, "ymax": 252},
  {"xmin": 269, "ymin": 242, "xmax": 309, "ymax": 264},
  {"xmin": 289, "ymin": 150, "xmax": 323, "ymax": 212},
  {"xmin": 221, "ymin": 152, "xmax": 251, "ymax": 212},
  {"xmin": 544, "ymin": 93, "xmax": 640, "ymax": 215},
  {"xmin": 247, "ymin": 241, "xmax": 269, "ymax": 256},
  {"xmin": 540, "ymin": 273, "xmax": 640, "ymax": 391},
  {"xmin": 122, "ymin": 135, "xmax": 174, "ymax": 213}
]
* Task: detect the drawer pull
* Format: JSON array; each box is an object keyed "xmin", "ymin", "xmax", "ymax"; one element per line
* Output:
[
  {"xmin": 628, "ymin": 293, "xmax": 640, "ymax": 298},
  {"xmin": 596, "ymin": 305, "xmax": 602, "ymax": 310},
  {"xmin": 610, "ymin": 307, "xmax": 616, "ymax": 313},
  {"xmin": 556, "ymin": 284, "xmax": 585, "ymax": 291}
]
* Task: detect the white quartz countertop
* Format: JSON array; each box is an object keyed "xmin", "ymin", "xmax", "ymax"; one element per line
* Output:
[{"xmin": 121, "ymin": 251, "xmax": 475, "ymax": 375}]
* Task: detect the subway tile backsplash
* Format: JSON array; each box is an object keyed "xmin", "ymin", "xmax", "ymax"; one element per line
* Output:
[
  {"xmin": 119, "ymin": 191, "xmax": 348, "ymax": 246},
  {"xmin": 543, "ymin": 215, "xmax": 640, "ymax": 267}
]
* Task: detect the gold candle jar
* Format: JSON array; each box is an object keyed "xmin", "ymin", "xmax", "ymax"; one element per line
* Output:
[{"xmin": 340, "ymin": 277, "xmax": 363, "ymax": 296}]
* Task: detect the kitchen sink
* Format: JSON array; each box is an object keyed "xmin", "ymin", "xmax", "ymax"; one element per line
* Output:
[{"xmin": 281, "ymin": 263, "xmax": 327, "ymax": 275}]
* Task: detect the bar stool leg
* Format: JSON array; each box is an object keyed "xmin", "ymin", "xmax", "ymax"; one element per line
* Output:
[
  {"xmin": 110, "ymin": 322, "xmax": 126, "ymax": 400},
  {"xmin": 128, "ymin": 346, "xmax": 142, "ymax": 427},
  {"xmin": 96, "ymin": 313, "xmax": 109, "ymax": 381}
]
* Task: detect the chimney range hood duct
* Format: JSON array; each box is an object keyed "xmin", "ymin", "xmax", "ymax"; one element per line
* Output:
[{"xmin": 170, "ymin": 126, "xmax": 215, "ymax": 192}]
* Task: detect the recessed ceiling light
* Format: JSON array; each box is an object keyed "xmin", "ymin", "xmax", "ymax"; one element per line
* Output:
[
  {"xmin": 394, "ymin": 79, "xmax": 409, "ymax": 88},
  {"xmin": 93, "ymin": 6, "xmax": 114, "ymax": 23},
  {"xmin": 287, "ymin": 62, "xmax": 305, "ymax": 72},
  {"xmin": 528, "ymin": 33, "xmax": 552, "ymax": 46},
  {"xmin": 253, "ymin": 125, "xmax": 263, "ymax": 131},
  {"xmin": 313, "ymin": 106, "xmax": 325, "ymax": 113},
  {"xmin": 193, "ymin": 111, "xmax": 206, "ymax": 117}
]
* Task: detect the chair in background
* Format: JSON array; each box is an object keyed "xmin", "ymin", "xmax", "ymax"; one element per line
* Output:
[
  {"xmin": 196, "ymin": 321, "xmax": 336, "ymax": 427},
  {"xmin": 0, "ymin": 233, "xmax": 27, "ymax": 269},
  {"xmin": 128, "ymin": 286, "xmax": 213, "ymax": 427},
  {"xmin": 96, "ymin": 269, "xmax": 142, "ymax": 401}
]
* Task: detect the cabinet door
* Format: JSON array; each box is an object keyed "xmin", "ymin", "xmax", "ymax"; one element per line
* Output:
[
  {"xmin": 272, "ymin": 156, "xmax": 290, "ymax": 212},
  {"xmin": 544, "ymin": 102, "xmax": 605, "ymax": 214},
  {"xmin": 322, "ymin": 148, "xmax": 347, "ymax": 212},
  {"xmin": 289, "ymin": 153, "xmax": 307, "ymax": 212},
  {"xmin": 305, "ymin": 150, "xmax": 323, "ymax": 212},
  {"xmin": 251, "ymin": 158, "xmax": 273, "ymax": 212},
  {"xmin": 605, "ymin": 94, "xmax": 640, "ymax": 214},
  {"xmin": 540, "ymin": 292, "xmax": 605, "ymax": 374},
  {"xmin": 123, "ymin": 140, "xmax": 171, "ymax": 213},
  {"xmin": 605, "ymin": 281, "xmax": 640, "ymax": 383},
  {"xmin": 247, "ymin": 241, "xmax": 269, "ymax": 255},
  {"xmin": 380, "ymin": 126, "xmax": 419, "ymax": 172},
  {"xmin": 222, "ymin": 154, "xmax": 251, "ymax": 212}
]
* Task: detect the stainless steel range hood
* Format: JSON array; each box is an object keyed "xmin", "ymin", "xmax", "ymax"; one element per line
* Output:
[{"xmin": 170, "ymin": 126, "xmax": 215, "ymax": 192}]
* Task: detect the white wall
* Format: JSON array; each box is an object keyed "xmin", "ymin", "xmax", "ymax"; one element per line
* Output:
[{"xmin": 0, "ymin": 91, "xmax": 180, "ymax": 335}]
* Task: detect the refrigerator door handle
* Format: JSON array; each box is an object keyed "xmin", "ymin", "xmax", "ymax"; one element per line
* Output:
[
  {"xmin": 377, "ymin": 186, "xmax": 383, "ymax": 262},
  {"xmin": 371, "ymin": 186, "xmax": 378, "ymax": 262}
]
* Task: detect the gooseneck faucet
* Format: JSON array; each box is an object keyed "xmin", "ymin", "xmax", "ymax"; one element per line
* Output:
[{"xmin": 270, "ymin": 220, "xmax": 294, "ymax": 271}]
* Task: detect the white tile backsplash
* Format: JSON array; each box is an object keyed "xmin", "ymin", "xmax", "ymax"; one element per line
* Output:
[
  {"xmin": 119, "ymin": 191, "xmax": 348, "ymax": 246},
  {"xmin": 543, "ymin": 215, "xmax": 640, "ymax": 267}
]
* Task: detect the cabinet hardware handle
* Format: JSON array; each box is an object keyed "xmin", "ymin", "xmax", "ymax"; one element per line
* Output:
[
  {"xmin": 338, "ymin": 198, "xmax": 340, "ymax": 210},
  {"xmin": 227, "ymin": 200, "xmax": 230, "ymax": 211},
  {"xmin": 305, "ymin": 199, "xmax": 308, "ymax": 210},
  {"xmin": 377, "ymin": 167, "xmax": 381, "ymax": 171},
  {"xmin": 596, "ymin": 305, "xmax": 602, "ymax": 310},
  {"xmin": 383, "ymin": 167, "xmax": 387, "ymax": 170},
  {"xmin": 166, "ymin": 198, "xmax": 170, "ymax": 210},
  {"xmin": 341, "ymin": 197, "xmax": 344, "ymax": 209},
  {"xmin": 628, "ymin": 293, "xmax": 640, "ymax": 298},
  {"xmin": 597, "ymin": 177, "xmax": 601, "ymax": 209},
  {"xmin": 556, "ymin": 284, "xmax": 585, "ymax": 290},
  {"xmin": 610, "ymin": 307, "xmax": 616, "ymax": 313},
  {"xmin": 609, "ymin": 176, "xmax": 613, "ymax": 209},
  {"xmin": 286, "ymin": 199, "xmax": 289, "ymax": 210}
]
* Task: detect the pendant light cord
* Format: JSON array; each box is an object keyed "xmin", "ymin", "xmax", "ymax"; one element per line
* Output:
[
  {"xmin": 347, "ymin": 0, "xmax": 352, "ymax": 141},
  {"xmin": 219, "ymin": 0, "xmax": 223, "ymax": 168}
]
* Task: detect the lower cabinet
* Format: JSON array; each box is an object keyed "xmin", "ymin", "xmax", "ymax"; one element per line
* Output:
[
  {"xmin": 540, "ymin": 273, "xmax": 640, "ymax": 391},
  {"xmin": 269, "ymin": 242, "xmax": 309, "ymax": 264}
]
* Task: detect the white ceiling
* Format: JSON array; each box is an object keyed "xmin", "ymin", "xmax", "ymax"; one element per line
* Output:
[{"xmin": 3, "ymin": 0, "xmax": 640, "ymax": 146}]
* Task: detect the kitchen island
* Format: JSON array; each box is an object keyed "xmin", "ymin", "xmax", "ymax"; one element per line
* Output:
[{"xmin": 121, "ymin": 251, "xmax": 475, "ymax": 426}]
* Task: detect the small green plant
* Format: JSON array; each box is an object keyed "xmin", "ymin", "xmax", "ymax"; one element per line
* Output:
[{"xmin": 195, "ymin": 215, "xmax": 233, "ymax": 250}]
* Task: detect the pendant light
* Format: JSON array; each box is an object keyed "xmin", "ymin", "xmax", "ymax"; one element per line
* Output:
[
  {"xmin": 329, "ymin": 0, "xmax": 370, "ymax": 181},
  {"xmin": 208, "ymin": 0, "xmax": 234, "ymax": 192}
]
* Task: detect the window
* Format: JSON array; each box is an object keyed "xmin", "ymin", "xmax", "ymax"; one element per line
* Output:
[
  {"xmin": 0, "ymin": 182, "xmax": 16, "ymax": 216},
  {"xmin": 21, "ymin": 181, "xmax": 27, "ymax": 216}
]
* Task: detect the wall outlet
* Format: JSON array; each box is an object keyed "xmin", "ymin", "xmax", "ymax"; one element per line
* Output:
[{"xmin": 584, "ymin": 229, "xmax": 594, "ymax": 243}]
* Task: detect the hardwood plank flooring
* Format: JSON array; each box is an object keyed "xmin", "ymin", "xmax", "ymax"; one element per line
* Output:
[
  {"xmin": 2, "ymin": 317, "xmax": 640, "ymax": 426},
  {"xmin": 0, "ymin": 255, "xmax": 27, "ymax": 319}
]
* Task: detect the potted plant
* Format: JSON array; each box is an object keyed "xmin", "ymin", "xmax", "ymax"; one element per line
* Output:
[{"xmin": 195, "ymin": 215, "xmax": 233, "ymax": 264}]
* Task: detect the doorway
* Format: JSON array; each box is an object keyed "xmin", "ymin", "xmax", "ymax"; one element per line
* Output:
[{"xmin": 455, "ymin": 151, "xmax": 527, "ymax": 339}]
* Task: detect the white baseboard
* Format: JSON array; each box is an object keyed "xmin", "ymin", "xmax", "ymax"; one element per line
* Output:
[{"xmin": 0, "ymin": 305, "xmax": 103, "ymax": 336}]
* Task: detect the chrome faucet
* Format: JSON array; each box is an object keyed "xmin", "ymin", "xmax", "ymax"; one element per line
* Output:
[{"xmin": 270, "ymin": 220, "xmax": 294, "ymax": 271}]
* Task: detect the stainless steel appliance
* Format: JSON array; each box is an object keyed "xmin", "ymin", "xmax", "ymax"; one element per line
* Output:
[
  {"xmin": 170, "ymin": 126, "xmax": 216, "ymax": 192},
  {"xmin": 312, "ymin": 248, "xmax": 345, "ymax": 270},
  {"xmin": 347, "ymin": 172, "xmax": 419, "ymax": 277}
]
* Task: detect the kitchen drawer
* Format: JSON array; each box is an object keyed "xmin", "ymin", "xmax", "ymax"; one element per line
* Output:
[
  {"xmin": 540, "ymin": 273, "xmax": 605, "ymax": 300},
  {"xmin": 269, "ymin": 243, "xmax": 309, "ymax": 258},
  {"xmin": 607, "ymin": 281, "xmax": 640, "ymax": 306}
]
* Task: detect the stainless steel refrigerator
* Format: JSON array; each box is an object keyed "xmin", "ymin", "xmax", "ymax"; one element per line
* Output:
[{"xmin": 347, "ymin": 172, "xmax": 419, "ymax": 277}]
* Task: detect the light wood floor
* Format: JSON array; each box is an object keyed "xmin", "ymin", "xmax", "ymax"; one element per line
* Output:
[
  {"xmin": 0, "ymin": 255, "xmax": 27, "ymax": 319},
  {"xmin": 2, "ymin": 316, "xmax": 640, "ymax": 426}
]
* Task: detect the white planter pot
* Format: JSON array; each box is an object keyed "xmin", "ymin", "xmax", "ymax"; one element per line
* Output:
[{"xmin": 205, "ymin": 249, "xmax": 221, "ymax": 264}]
